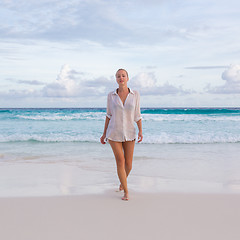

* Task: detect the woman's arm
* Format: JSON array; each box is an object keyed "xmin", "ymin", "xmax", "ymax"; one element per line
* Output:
[
  {"xmin": 101, "ymin": 93, "xmax": 111, "ymax": 144},
  {"xmin": 136, "ymin": 119, "xmax": 143, "ymax": 143},
  {"xmin": 100, "ymin": 116, "xmax": 110, "ymax": 144},
  {"xmin": 134, "ymin": 91, "xmax": 143, "ymax": 143}
]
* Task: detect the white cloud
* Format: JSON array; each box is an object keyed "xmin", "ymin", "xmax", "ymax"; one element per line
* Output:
[
  {"xmin": 0, "ymin": 89, "xmax": 39, "ymax": 98},
  {"xmin": 131, "ymin": 72, "xmax": 156, "ymax": 88},
  {"xmin": 0, "ymin": 64, "xmax": 114, "ymax": 99},
  {"xmin": 130, "ymin": 72, "xmax": 192, "ymax": 95},
  {"xmin": 42, "ymin": 64, "xmax": 115, "ymax": 97},
  {"xmin": 185, "ymin": 66, "xmax": 227, "ymax": 70},
  {"xmin": 222, "ymin": 64, "xmax": 240, "ymax": 82},
  {"xmin": 17, "ymin": 80, "xmax": 45, "ymax": 85},
  {"xmin": 0, "ymin": 65, "xmax": 192, "ymax": 100},
  {"xmin": 206, "ymin": 64, "xmax": 240, "ymax": 94},
  {"xmin": 2, "ymin": 0, "xmax": 231, "ymax": 46},
  {"xmin": 42, "ymin": 64, "xmax": 82, "ymax": 97}
]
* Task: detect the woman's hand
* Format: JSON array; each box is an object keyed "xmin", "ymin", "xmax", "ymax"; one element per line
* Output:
[
  {"xmin": 100, "ymin": 134, "xmax": 106, "ymax": 144},
  {"xmin": 138, "ymin": 132, "xmax": 143, "ymax": 143}
]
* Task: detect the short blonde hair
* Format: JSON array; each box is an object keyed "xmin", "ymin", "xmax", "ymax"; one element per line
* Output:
[{"xmin": 116, "ymin": 69, "xmax": 128, "ymax": 78}]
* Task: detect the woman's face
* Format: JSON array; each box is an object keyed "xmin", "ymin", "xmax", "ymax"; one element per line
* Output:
[{"xmin": 116, "ymin": 70, "xmax": 129, "ymax": 86}]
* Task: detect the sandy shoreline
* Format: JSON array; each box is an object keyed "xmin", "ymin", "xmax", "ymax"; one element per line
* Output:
[{"xmin": 1, "ymin": 191, "xmax": 240, "ymax": 240}]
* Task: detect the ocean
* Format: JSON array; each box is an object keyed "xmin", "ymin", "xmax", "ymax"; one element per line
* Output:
[{"xmin": 0, "ymin": 108, "xmax": 240, "ymax": 197}]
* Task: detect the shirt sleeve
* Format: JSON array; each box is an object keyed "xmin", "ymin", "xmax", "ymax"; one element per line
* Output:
[
  {"xmin": 106, "ymin": 93, "xmax": 112, "ymax": 119},
  {"xmin": 134, "ymin": 91, "xmax": 142, "ymax": 122}
]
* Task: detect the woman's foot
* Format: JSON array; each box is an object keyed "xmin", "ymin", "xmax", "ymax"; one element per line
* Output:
[
  {"xmin": 116, "ymin": 184, "xmax": 124, "ymax": 192},
  {"xmin": 119, "ymin": 184, "xmax": 124, "ymax": 191},
  {"xmin": 122, "ymin": 192, "xmax": 129, "ymax": 201}
]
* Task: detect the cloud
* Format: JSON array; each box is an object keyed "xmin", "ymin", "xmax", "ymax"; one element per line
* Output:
[
  {"xmin": 5, "ymin": 78, "xmax": 45, "ymax": 85},
  {"xmin": 0, "ymin": 89, "xmax": 39, "ymax": 98},
  {"xmin": 0, "ymin": 0, "xmax": 211, "ymax": 46},
  {"xmin": 42, "ymin": 64, "xmax": 115, "ymax": 98},
  {"xmin": 0, "ymin": 65, "xmax": 193, "ymax": 100},
  {"xmin": 0, "ymin": 1, "xmax": 132, "ymax": 44},
  {"xmin": 0, "ymin": 64, "xmax": 115, "ymax": 99},
  {"xmin": 42, "ymin": 64, "xmax": 82, "ymax": 97},
  {"xmin": 143, "ymin": 65, "xmax": 157, "ymax": 70},
  {"xmin": 130, "ymin": 72, "xmax": 192, "ymax": 95},
  {"xmin": 43, "ymin": 68, "xmax": 192, "ymax": 98},
  {"xmin": 185, "ymin": 66, "xmax": 228, "ymax": 70},
  {"xmin": 206, "ymin": 64, "xmax": 240, "ymax": 94},
  {"xmin": 17, "ymin": 80, "xmax": 45, "ymax": 85}
]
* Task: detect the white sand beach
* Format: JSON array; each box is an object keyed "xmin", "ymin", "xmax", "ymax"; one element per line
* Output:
[{"xmin": 1, "ymin": 191, "xmax": 240, "ymax": 240}]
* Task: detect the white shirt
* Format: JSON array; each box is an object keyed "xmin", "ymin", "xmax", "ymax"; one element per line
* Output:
[{"xmin": 106, "ymin": 88, "xmax": 142, "ymax": 142}]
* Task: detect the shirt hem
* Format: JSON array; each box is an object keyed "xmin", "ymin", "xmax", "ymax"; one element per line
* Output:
[{"xmin": 106, "ymin": 137, "xmax": 136, "ymax": 143}]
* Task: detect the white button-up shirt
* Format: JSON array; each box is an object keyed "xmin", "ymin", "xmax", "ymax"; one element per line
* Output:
[{"xmin": 106, "ymin": 88, "xmax": 142, "ymax": 142}]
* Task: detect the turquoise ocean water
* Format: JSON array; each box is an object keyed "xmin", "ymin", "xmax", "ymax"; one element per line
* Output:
[
  {"xmin": 1, "ymin": 108, "xmax": 240, "ymax": 143},
  {"xmin": 0, "ymin": 108, "xmax": 240, "ymax": 196}
]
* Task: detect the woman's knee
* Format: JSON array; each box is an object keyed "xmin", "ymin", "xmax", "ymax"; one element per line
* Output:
[
  {"xmin": 125, "ymin": 161, "xmax": 132, "ymax": 171},
  {"xmin": 116, "ymin": 157, "xmax": 125, "ymax": 169}
]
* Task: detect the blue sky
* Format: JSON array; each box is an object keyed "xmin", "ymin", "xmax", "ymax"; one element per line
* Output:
[{"xmin": 0, "ymin": 0, "xmax": 240, "ymax": 107}]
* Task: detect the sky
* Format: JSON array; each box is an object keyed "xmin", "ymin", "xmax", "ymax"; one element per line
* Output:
[{"xmin": 0, "ymin": 0, "xmax": 240, "ymax": 108}]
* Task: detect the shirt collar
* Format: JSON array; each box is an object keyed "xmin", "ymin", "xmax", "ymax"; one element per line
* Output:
[{"xmin": 113, "ymin": 88, "xmax": 134, "ymax": 95}]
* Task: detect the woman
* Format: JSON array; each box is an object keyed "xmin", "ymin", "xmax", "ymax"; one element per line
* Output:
[{"xmin": 100, "ymin": 69, "xmax": 143, "ymax": 201}]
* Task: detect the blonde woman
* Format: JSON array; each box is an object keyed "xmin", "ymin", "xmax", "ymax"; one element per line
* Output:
[{"xmin": 100, "ymin": 69, "xmax": 143, "ymax": 201}]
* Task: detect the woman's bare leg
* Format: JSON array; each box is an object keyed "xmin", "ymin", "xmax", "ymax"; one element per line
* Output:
[
  {"xmin": 123, "ymin": 140, "xmax": 135, "ymax": 176},
  {"xmin": 109, "ymin": 140, "xmax": 128, "ymax": 198},
  {"xmin": 119, "ymin": 140, "xmax": 135, "ymax": 192}
]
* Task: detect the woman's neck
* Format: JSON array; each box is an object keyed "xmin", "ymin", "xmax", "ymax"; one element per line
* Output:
[{"xmin": 117, "ymin": 86, "xmax": 128, "ymax": 93}]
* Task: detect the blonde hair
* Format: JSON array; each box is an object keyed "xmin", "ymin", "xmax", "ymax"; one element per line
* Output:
[{"xmin": 116, "ymin": 69, "xmax": 128, "ymax": 78}]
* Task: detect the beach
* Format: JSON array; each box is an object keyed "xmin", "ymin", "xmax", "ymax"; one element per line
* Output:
[
  {"xmin": 1, "ymin": 142, "xmax": 240, "ymax": 240},
  {"xmin": 1, "ymin": 192, "xmax": 240, "ymax": 240},
  {"xmin": 1, "ymin": 141, "xmax": 240, "ymax": 197}
]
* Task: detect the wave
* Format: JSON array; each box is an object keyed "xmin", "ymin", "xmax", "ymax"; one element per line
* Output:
[
  {"xmin": 0, "ymin": 109, "xmax": 11, "ymax": 113},
  {"xmin": 2, "ymin": 112, "xmax": 240, "ymax": 122},
  {"xmin": 142, "ymin": 114, "xmax": 240, "ymax": 122},
  {"xmin": 143, "ymin": 133, "xmax": 240, "ymax": 144},
  {"xmin": 0, "ymin": 134, "xmax": 98, "ymax": 143},
  {"xmin": 1, "ymin": 133, "xmax": 240, "ymax": 144},
  {"xmin": 0, "ymin": 108, "xmax": 107, "ymax": 121},
  {"xmin": 16, "ymin": 112, "xmax": 106, "ymax": 121},
  {"xmin": 141, "ymin": 108, "xmax": 240, "ymax": 115}
]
